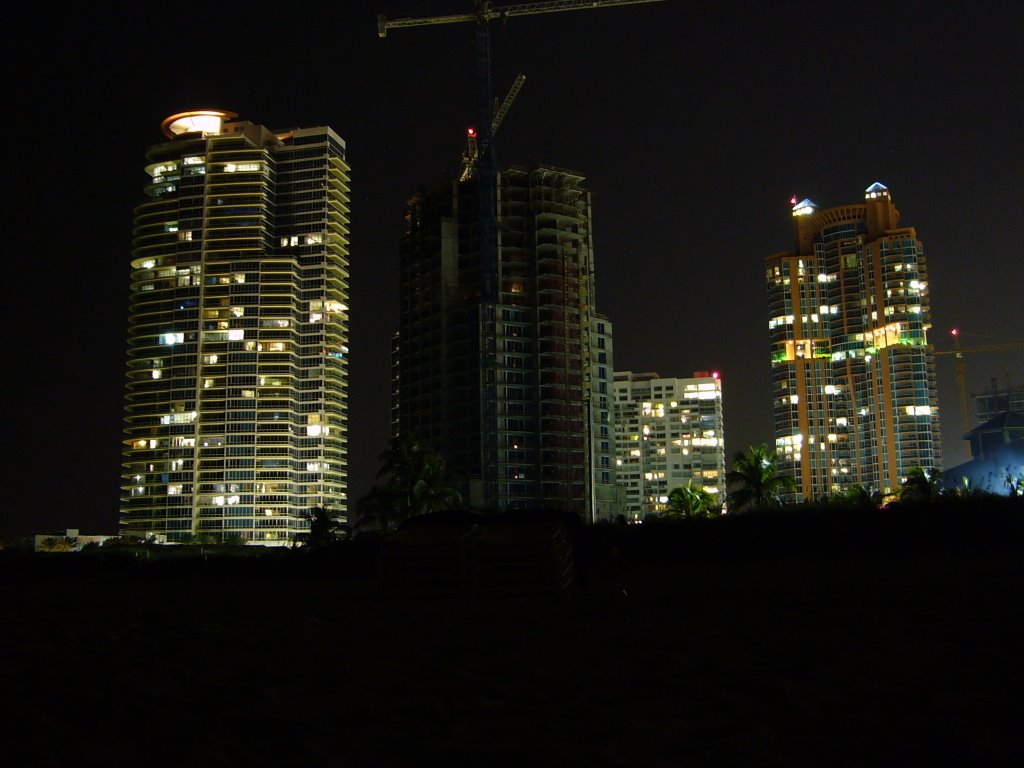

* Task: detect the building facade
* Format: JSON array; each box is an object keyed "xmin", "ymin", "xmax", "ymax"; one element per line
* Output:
[
  {"xmin": 394, "ymin": 164, "xmax": 617, "ymax": 521},
  {"xmin": 975, "ymin": 383, "xmax": 1024, "ymax": 426},
  {"xmin": 765, "ymin": 183, "xmax": 941, "ymax": 502},
  {"xmin": 590, "ymin": 315, "xmax": 620, "ymax": 522},
  {"xmin": 33, "ymin": 529, "xmax": 117, "ymax": 552},
  {"xmin": 613, "ymin": 371, "xmax": 726, "ymax": 520},
  {"xmin": 121, "ymin": 110, "xmax": 351, "ymax": 544},
  {"xmin": 943, "ymin": 411, "xmax": 1024, "ymax": 495}
]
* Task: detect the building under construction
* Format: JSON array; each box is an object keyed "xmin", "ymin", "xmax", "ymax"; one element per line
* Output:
[
  {"xmin": 393, "ymin": 164, "xmax": 618, "ymax": 521},
  {"xmin": 975, "ymin": 381, "xmax": 1024, "ymax": 425}
]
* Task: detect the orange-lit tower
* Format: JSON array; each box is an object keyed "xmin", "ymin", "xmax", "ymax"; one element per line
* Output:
[{"xmin": 765, "ymin": 183, "xmax": 941, "ymax": 501}]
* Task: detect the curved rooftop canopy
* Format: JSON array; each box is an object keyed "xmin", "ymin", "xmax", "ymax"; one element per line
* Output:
[{"xmin": 161, "ymin": 110, "xmax": 238, "ymax": 139}]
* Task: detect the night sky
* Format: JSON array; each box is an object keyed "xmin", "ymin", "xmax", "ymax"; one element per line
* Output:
[{"xmin": 5, "ymin": 1, "xmax": 1022, "ymax": 539}]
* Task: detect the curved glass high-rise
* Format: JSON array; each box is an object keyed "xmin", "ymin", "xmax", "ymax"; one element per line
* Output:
[
  {"xmin": 121, "ymin": 110, "xmax": 351, "ymax": 544},
  {"xmin": 765, "ymin": 183, "xmax": 941, "ymax": 502}
]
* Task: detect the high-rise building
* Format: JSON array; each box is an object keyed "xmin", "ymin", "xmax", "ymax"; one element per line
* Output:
[
  {"xmin": 121, "ymin": 110, "xmax": 351, "ymax": 545},
  {"xmin": 590, "ymin": 314, "xmax": 620, "ymax": 522},
  {"xmin": 613, "ymin": 371, "xmax": 726, "ymax": 520},
  {"xmin": 394, "ymin": 163, "xmax": 617, "ymax": 521},
  {"xmin": 766, "ymin": 182, "xmax": 941, "ymax": 502}
]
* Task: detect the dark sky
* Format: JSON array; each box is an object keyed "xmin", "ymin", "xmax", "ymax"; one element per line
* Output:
[{"xmin": 5, "ymin": 1, "xmax": 1022, "ymax": 538}]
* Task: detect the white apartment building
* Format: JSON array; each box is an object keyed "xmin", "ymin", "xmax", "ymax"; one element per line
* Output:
[
  {"xmin": 121, "ymin": 110, "xmax": 351, "ymax": 545},
  {"xmin": 613, "ymin": 371, "xmax": 727, "ymax": 520}
]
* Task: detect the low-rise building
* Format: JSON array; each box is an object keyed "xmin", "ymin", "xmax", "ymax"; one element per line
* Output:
[
  {"xmin": 614, "ymin": 371, "xmax": 726, "ymax": 520},
  {"xmin": 33, "ymin": 529, "xmax": 117, "ymax": 552}
]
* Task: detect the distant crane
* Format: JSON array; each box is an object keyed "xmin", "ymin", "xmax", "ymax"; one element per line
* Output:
[{"xmin": 934, "ymin": 329, "xmax": 1024, "ymax": 434}]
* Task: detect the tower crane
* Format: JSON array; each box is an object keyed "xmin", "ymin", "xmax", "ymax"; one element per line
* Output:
[
  {"xmin": 378, "ymin": 0, "xmax": 669, "ymax": 37},
  {"xmin": 461, "ymin": 73, "xmax": 526, "ymax": 183},
  {"xmin": 378, "ymin": 0, "xmax": 668, "ymax": 507},
  {"xmin": 934, "ymin": 329, "xmax": 1024, "ymax": 434},
  {"xmin": 378, "ymin": 1, "xmax": 668, "ymax": 294}
]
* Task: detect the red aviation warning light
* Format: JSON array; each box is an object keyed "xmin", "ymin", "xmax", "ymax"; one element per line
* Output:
[{"xmin": 467, "ymin": 127, "xmax": 476, "ymax": 137}]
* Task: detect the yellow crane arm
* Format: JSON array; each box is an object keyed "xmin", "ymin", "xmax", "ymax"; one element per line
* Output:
[
  {"xmin": 492, "ymin": 73, "xmax": 526, "ymax": 135},
  {"xmin": 933, "ymin": 342, "xmax": 1024, "ymax": 356},
  {"xmin": 379, "ymin": 13, "xmax": 476, "ymax": 36},
  {"xmin": 933, "ymin": 338, "xmax": 1024, "ymax": 434},
  {"xmin": 379, "ymin": 0, "xmax": 668, "ymax": 37},
  {"xmin": 460, "ymin": 74, "xmax": 527, "ymax": 182}
]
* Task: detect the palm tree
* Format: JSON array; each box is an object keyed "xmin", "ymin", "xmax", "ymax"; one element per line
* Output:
[
  {"xmin": 943, "ymin": 475, "xmax": 994, "ymax": 501},
  {"xmin": 37, "ymin": 536, "xmax": 76, "ymax": 552},
  {"xmin": 301, "ymin": 506, "xmax": 347, "ymax": 545},
  {"xmin": 725, "ymin": 444, "xmax": 797, "ymax": 513},
  {"xmin": 374, "ymin": 436, "xmax": 462, "ymax": 524},
  {"xmin": 354, "ymin": 484, "xmax": 400, "ymax": 532},
  {"xmin": 833, "ymin": 483, "xmax": 883, "ymax": 508},
  {"xmin": 1006, "ymin": 471, "xmax": 1024, "ymax": 497},
  {"xmin": 376, "ymin": 435, "xmax": 423, "ymax": 520},
  {"xmin": 665, "ymin": 481, "xmax": 717, "ymax": 519},
  {"xmin": 899, "ymin": 466, "xmax": 943, "ymax": 503},
  {"xmin": 411, "ymin": 451, "xmax": 463, "ymax": 516}
]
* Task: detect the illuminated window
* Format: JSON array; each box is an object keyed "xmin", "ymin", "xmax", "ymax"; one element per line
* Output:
[{"xmin": 223, "ymin": 162, "xmax": 261, "ymax": 173}]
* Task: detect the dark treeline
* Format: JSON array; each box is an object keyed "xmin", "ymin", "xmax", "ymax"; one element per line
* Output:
[
  {"xmin": 4, "ymin": 496, "xmax": 1021, "ymax": 589},
  {"xmin": 591, "ymin": 495, "xmax": 1024, "ymax": 567}
]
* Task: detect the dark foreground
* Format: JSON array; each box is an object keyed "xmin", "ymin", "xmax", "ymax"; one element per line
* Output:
[{"xmin": 4, "ymin": 506, "xmax": 1023, "ymax": 767}]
